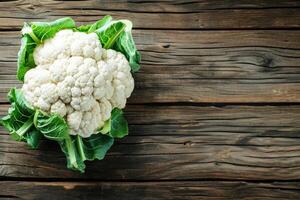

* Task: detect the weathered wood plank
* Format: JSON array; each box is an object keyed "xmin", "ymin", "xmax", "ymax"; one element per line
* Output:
[
  {"xmin": 0, "ymin": 30, "xmax": 299, "ymax": 103},
  {"xmin": 0, "ymin": 0, "xmax": 299, "ymax": 30},
  {"xmin": 1, "ymin": 105, "xmax": 300, "ymax": 180},
  {"xmin": 3, "ymin": 0, "xmax": 299, "ymax": 13},
  {"xmin": 1, "ymin": 181, "xmax": 300, "ymax": 200}
]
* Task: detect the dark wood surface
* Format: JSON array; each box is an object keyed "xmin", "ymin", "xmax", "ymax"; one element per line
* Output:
[
  {"xmin": 2, "ymin": 181, "xmax": 300, "ymax": 200},
  {"xmin": 0, "ymin": 0, "xmax": 300, "ymax": 199}
]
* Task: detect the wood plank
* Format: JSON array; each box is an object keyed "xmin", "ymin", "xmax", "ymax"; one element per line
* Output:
[
  {"xmin": 2, "ymin": 0, "xmax": 299, "ymax": 13},
  {"xmin": 1, "ymin": 181, "xmax": 300, "ymax": 200},
  {"xmin": 0, "ymin": 30, "xmax": 299, "ymax": 103},
  {"xmin": 0, "ymin": 1, "xmax": 299, "ymax": 30},
  {"xmin": 1, "ymin": 104, "xmax": 300, "ymax": 180},
  {"xmin": 1, "ymin": 0, "xmax": 300, "ymax": 13}
]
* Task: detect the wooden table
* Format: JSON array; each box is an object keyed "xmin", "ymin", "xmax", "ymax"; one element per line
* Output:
[{"xmin": 0, "ymin": 1, "xmax": 300, "ymax": 199}]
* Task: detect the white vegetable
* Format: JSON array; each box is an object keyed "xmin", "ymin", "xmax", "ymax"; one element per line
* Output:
[{"xmin": 22, "ymin": 30, "xmax": 134, "ymax": 138}]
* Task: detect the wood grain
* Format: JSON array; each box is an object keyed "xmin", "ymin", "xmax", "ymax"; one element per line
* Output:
[
  {"xmin": 2, "ymin": 0, "xmax": 299, "ymax": 13},
  {"xmin": 1, "ymin": 104, "xmax": 300, "ymax": 180},
  {"xmin": 1, "ymin": 181, "xmax": 300, "ymax": 200},
  {"xmin": 0, "ymin": 0, "xmax": 300, "ymax": 199},
  {"xmin": 0, "ymin": 30, "xmax": 299, "ymax": 103},
  {"xmin": 0, "ymin": 1, "xmax": 299, "ymax": 30}
]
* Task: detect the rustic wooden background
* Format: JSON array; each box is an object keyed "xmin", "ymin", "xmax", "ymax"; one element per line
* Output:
[{"xmin": 0, "ymin": 0, "xmax": 300, "ymax": 199}]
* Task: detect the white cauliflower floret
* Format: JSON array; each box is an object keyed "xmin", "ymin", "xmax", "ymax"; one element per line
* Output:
[
  {"xmin": 78, "ymin": 100, "xmax": 103, "ymax": 137},
  {"xmin": 39, "ymin": 83, "xmax": 58, "ymax": 104},
  {"xmin": 24, "ymin": 68, "xmax": 51, "ymax": 89},
  {"xmin": 51, "ymin": 100, "xmax": 67, "ymax": 117},
  {"xmin": 110, "ymin": 84, "xmax": 126, "ymax": 108},
  {"xmin": 36, "ymin": 98, "xmax": 50, "ymax": 111},
  {"xmin": 22, "ymin": 29, "xmax": 134, "ymax": 137},
  {"xmin": 66, "ymin": 105, "xmax": 74, "ymax": 114},
  {"xmin": 100, "ymin": 98, "xmax": 112, "ymax": 121},
  {"xmin": 57, "ymin": 76, "xmax": 74, "ymax": 104},
  {"xmin": 49, "ymin": 59, "xmax": 68, "ymax": 82},
  {"xmin": 67, "ymin": 111, "xmax": 82, "ymax": 131},
  {"xmin": 103, "ymin": 49, "xmax": 134, "ymax": 108}
]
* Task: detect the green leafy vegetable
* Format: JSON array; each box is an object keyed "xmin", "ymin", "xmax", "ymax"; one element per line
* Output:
[
  {"xmin": 113, "ymin": 20, "xmax": 141, "ymax": 72},
  {"xmin": 34, "ymin": 110, "xmax": 83, "ymax": 171},
  {"xmin": 59, "ymin": 135, "xmax": 85, "ymax": 172},
  {"xmin": 17, "ymin": 35, "xmax": 37, "ymax": 81},
  {"xmin": 76, "ymin": 15, "xmax": 112, "ymax": 33},
  {"xmin": 35, "ymin": 111, "xmax": 68, "ymax": 142},
  {"xmin": 10, "ymin": 117, "xmax": 34, "ymax": 141},
  {"xmin": 27, "ymin": 17, "xmax": 76, "ymax": 43},
  {"xmin": 1, "ymin": 88, "xmax": 41, "ymax": 148},
  {"xmin": 93, "ymin": 18, "xmax": 141, "ymax": 72},
  {"xmin": 76, "ymin": 134, "xmax": 114, "ymax": 161},
  {"xmin": 111, "ymin": 108, "xmax": 128, "ymax": 138},
  {"xmin": 96, "ymin": 21, "xmax": 126, "ymax": 49},
  {"xmin": 25, "ymin": 129, "xmax": 43, "ymax": 149},
  {"xmin": 105, "ymin": 108, "xmax": 128, "ymax": 138}
]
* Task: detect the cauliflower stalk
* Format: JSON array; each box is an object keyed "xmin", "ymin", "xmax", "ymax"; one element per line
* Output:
[{"xmin": 1, "ymin": 16, "xmax": 141, "ymax": 172}]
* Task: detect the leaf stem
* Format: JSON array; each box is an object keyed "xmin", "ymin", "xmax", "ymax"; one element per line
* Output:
[
  {"xmin": 64, "ymin": 134, "xmax": 79, "ymax": 169},
  {"xmin": 28, "ymin": 31, "xmax": 41, "ymax": 44},
  {"xmin": 11, "ymin": 117, "xmax": 34, "ymax": 141},
  {"xmin": 99, "ymin": 120, "xmax": 111, "ymax": 134},
  {"xmin": 76, "ymin": 135, "xmax": 86, "ymax": 161},
  {"xmin": 16, "ymin": 117, "xmax": 33, "ymax": 136},
  {"xmin": 65, "ymin": 134, "xmax": 78, "ymax": 168},
  {"xmin": 22, "ymin": 23, "xmax": 41, "ymax": 44},
  {"xmin": 33, "ymin": 109, "xmax": 39, "ymax": 128},
  {"xmin": 104, "ymin": 23, "xmax": 125, "ymax": 49}
]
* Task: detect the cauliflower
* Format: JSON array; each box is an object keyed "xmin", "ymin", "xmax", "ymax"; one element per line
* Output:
[
  {"xmin": 21, "ymin": 29, "xmax": 134, "ymax": 138},
  {"xmin": 2, "ymin": 16, "xmax": 141, "ymax": 173}
]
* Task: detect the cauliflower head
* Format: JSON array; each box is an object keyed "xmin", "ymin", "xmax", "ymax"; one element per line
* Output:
[{"xmin": 22, "ymin": 29, "xmax": 134, "ymax": 138}]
